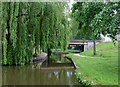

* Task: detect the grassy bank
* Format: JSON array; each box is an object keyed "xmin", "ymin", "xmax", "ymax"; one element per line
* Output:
[{"xmin": 66, "ymin": 42, "xmax": 118, "ymax": 85}]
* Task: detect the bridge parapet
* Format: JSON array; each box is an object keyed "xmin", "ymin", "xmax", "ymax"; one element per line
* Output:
[
  {"xmin": 70, "ymin": 40, "xmax": 102, "ymax": 43},
  {"xmin": 69, "ymin": 36, "xmax": 103, "ymax": 52}
]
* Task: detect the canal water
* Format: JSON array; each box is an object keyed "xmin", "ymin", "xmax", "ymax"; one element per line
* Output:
[{"xmin": 2, "ymin": 53, "xmax": 81, "ymax": 86}]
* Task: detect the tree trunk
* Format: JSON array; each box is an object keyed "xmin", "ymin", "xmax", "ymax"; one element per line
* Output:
[
  {"xmin": 93, "ymin": 40, "xmax": 96, "ymax": 55},
  {"xmin": 47, "ymin": 48, "xmax": 50, "ymax": 64},
  {"xmin": 7, "ymin": 3, "xmax": 11, "ymax": 46}
]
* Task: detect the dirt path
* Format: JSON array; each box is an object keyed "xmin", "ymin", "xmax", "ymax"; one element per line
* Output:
[{"xmin": 74, "ymin": 54, "xmax": 99, "ymax": 58}]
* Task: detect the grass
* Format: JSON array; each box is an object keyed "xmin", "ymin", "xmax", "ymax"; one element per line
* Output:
[
  {"xmin": 80, "ymin": 42, "xmax": 118, "ymax": 57},
  {"xmin": 66, "ymin": 42, "xmax": 118, "ymax": 85}
]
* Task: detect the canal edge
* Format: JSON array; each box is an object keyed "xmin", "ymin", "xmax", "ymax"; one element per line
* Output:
[
  {"xmin": 65, "ymin": 56, "xmax": 91, "ymax": 86},
  {"xmin": 33, "ymin": 54, "xmax": 48, "ymax": 64},
  {"xmin": 65, "ymin": 56, "xmax": 79, "ymax": 69}
]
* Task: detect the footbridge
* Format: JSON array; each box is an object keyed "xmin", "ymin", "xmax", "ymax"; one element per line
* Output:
[{"xmin": 69, "ymin": 35, "xmax": 102, "ymax": 52}]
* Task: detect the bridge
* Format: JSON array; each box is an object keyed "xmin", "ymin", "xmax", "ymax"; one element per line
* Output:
[{"xmin": 68, "ymin": 35, "xmax": 102, "ymax": 52}]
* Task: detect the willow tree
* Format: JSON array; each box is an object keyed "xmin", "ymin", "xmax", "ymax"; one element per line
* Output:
[
  {"xmin": 2, "ymin": 2, "xmax": 9, "ymax": 65},
  {"xmin": 0, "ymin": 2, "xmax": 2, "ymax": 65},
  {"xmin": 1, "ymin": 2, "xmax": 29, "ymax": 65},
  {"xmin": 1, "ymin": 2, "xmax": 70, "ymax": 65},
  {"xmin": 34, "ymin": 2, "xmax": 70, "ymax": 63}
]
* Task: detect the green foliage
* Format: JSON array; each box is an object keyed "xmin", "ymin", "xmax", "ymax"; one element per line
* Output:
[
  {"xmin": 90, "ymin": 2, "xmax": 119, "ymax": 42},
  {"xmin": 0, "ymin": 3, "xmax": 2, "ymax": 64},
  {"xmin": 71, "ymin": 2, "xmax": 119, "ymax": 41},
  {"xmin": 1, "ymin": 2, "xmax": 70, "ymax": 65},
  {"xmin": 71, "ymin": 2, "xmax": 105, "ymax": 39},
  {"xmin": 2, "ymin": 2, "xmax": 9, "ymax": 65}
]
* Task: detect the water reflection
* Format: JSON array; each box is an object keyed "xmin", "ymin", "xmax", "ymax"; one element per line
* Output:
[
  {"xmin": 2, "ymin": 64, "xmax": 81, "ymax": 85},
  {"xmin": 2, "ymin": 54, "xmax": 81, "ymax": 86}
]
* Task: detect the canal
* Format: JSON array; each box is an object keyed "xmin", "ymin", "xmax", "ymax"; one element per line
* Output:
[{"xmin": 2, "ymin": 53, "xmax": 81, "ymax": 86}]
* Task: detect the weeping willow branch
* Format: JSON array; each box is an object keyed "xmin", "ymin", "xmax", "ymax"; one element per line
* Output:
[{"xmin": 1, "ymin": 2, "xmax": 70, "ymax": 66}]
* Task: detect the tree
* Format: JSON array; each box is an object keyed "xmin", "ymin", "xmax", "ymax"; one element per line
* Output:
[
  {"xmin": 71, "ymin": 2, "xmax": 119, "ymax": 55},
  {"xmin": 1, "ymin": 2, "xmax": 70, "ymax": 65},
  {"xmin": 90, "ymin": 2, "xmax": 119, "ymax": 43},
  {"xmin": 0, "ymin": 2, "xmax": 2, "ymax": 64}
]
